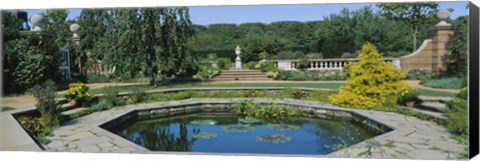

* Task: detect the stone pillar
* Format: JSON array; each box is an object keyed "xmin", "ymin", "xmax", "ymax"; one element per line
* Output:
[
  {"xmin": 235, "ymin": 45, "xmax": 242, "ymax": 69},
  {"xmin": 427, "ymin": 9, "xmax": 455, "ymax": 73}
]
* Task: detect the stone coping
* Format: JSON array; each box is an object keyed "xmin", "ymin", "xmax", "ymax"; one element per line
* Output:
[{"xmin": 38, "ymin": 98, "xmax": 465, "ymax": 159}]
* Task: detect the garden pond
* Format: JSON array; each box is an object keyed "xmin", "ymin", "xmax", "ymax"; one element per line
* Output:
[{"xmin": 110, "ymin": 112, "xmax": 384, "ymax": 155}]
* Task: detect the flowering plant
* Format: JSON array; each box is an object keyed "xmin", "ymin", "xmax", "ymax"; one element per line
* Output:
[
  {"xmin": 397, "ymin": 88, "xmax": 420, "ymax": 106},
  {"xmin": 65, "ymin": 83, "xmax": 92, "ymax": 105}
]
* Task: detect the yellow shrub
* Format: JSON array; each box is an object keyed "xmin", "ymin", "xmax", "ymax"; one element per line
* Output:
[
  {"xmin": 328, "ymin": 43, "xmax": 412, "ymax": 109},
  {"xmin": 65, "ymin": 83, "xmax": 92, "ymax": 104}
]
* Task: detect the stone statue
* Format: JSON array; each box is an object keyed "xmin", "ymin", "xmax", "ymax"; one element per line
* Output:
[{"xmin": 235, "ymin": 45, "xmax": 242, "ymax": 69}]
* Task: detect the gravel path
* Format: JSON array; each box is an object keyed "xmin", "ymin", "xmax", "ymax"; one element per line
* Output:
[{"xmin": 1, "ymin": 83, "xmax": 146, "ymax": 108}]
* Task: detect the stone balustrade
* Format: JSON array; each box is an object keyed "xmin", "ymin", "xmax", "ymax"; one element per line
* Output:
[{"xmin": 268, "ymin": 58, "xmax": 401, "ymax": 71}]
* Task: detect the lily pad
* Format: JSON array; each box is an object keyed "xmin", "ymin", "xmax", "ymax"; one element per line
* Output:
[
  {"xmin": 256, "ymin": 134, "xmax": 291, "ymax": 144},
  {"xmin": 223, "ymin": 124, "xmax": 255, "ymax": 132},
  {"xmin": 190, "ymin": 120, "xmax": 217, "ymax": 125},
  {"xmin": 238, "ymin": 117, "xmax": 262, "ymax": 124},
  {"xmin": 267, "ymin": 124, "xmax": 300, "ymax": 131},
  {"xmin": 193, "ymin": 132, "xmax": 218, "ymax": 139}
]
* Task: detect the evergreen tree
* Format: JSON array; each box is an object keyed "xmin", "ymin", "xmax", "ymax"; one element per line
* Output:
[{"xmin": 328, "ymin": 43, "xmax": 411, "ymax": 109}]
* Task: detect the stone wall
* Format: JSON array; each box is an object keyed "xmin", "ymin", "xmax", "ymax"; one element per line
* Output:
[{"xmin": 399, "ymin": 23, "xmax": 455, "ymax": 72}]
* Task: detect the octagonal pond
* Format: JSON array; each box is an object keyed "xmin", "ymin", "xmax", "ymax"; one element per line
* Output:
[{"xmin": 108, "ymin": 111, "xmax": 387, "ymax": 155}]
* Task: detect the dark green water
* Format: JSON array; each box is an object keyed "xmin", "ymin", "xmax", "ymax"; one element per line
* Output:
[{"xmin": 110, "ymin": 113, "xmax": 382, "ymax": 155}]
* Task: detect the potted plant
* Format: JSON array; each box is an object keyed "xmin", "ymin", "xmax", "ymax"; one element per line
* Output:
[
  {"xmin": 398, "ymin": 89, "xmax": 421, "ymax": 107},
  {"xmin": 65, "ymin": 83, "xmax": 93, "ymax": 107}
]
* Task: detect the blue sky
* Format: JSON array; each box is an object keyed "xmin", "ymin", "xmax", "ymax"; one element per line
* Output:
[{"xmin": 25, "ymin": 2, "xmax": 469, "ymax": 26}]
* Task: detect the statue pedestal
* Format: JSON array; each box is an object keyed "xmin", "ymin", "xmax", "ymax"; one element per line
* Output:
[{"xmin": 235, "ymin": 57, "xmax": 242, "ymax": 69}]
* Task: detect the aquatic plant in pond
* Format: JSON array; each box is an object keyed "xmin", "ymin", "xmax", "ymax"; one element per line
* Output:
[
  {"xmin": 190, "ymin": 119, "xmax": 217, "ymax": 125},
  {"xmin": 256, "ymin": 134, "xmax": 292, "ymax": 144},
  {"xmin": 223, "ymin": 124, "xmax": 255, "ymax": 132},
  {"xmin": 238, "ymin": 117, "xmax": 262, "ymax": 124},
  {"xmin": 267, "ymin": 124, "xmax": 300, "ymax": 131},
  {"xmin": 193, "ymin": 132, "xmax": 219, "ymax": 139}
]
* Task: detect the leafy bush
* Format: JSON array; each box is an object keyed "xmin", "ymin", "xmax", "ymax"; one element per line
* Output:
[
  {"xmin": 126, "ymin": 89, "xmax": 147, "ymax": 104},
  {"xmin": 18, "ymin": 116, "xmax": 43, "ymax": 136},
  {"xmin": 275, "ymin": 71, "xmax": 346, "ymax": 81},
  {"xmin": 259, "ymin": 52, "xmax": 270, "ymax": 60},
  {"xmin": 91, "ymin": 99, "xmax": 113, "ymax": 112},
  {"xmin": 242, "ymin": 90, "xmax": 263, "ymax": 98},
  {"xmin": 216, "ymin": 57, "xmax": 232, "ymax": 70},
  {"xmin": 97, "ymin": 88, "xmax": 122, "ymax": 107},
  {"xmin": 329, "ymin": 43, "xmax": 411, "ymax": 109},
  {"xmin": 422, "ymin": 77, "xmax": 466, "ymax": 89},
  {"xmin": 17, "ymin": 116, "xmax": 54, "ymax": 144},
  {"xmin": 65, "ymin": 83, "xmax": 92, "ymax": 106},
  {"xmin": 3, "ymin": 36, "xmax": 60, "ymax": 95},
  {"xmin": 274, "ymin": 51, "xmax": 304, "ymax": 60},
  {"xmin": 31, "ymin": 80, "xmax": 60, "ymax": 127},
  {"xmin": 290, "ymin": 72, "xmax": 309, "ymax": 81},
  {"xmin": 266, "ymin": 71, "xmax": 279, "ymax": 78},
  {"xmin": 446, "ymin": 88, "xmax": 468, "ymax": 136},
  {"xmin": 295, "ymin": 56, "xmax": 310, "ymax": 71},
  {"xmin": 168, "ymin": 90, "xmax": 197, "ymax": 100},
  {"xmin": 243, "ymin": 61, "xmax": 259, "ymax": 70},
  {"xmin": 406, "ymin": 70, "xmax": 440, "ymax": 81},
  {"xmin": 258, "ymin": 62, "xmax": 278, "ymax": 72},
  {"xmin": 193, "ymin": 65, "xmax": 221, "ymax": 81},
  {"xmin": 274, "ymin": 71, "xmax": 290, "ymax": 80}
]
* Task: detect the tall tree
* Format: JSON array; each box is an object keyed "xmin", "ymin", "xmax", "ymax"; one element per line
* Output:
[
  {"xmin": 446, "ymin": 15, "xmax": 468, "ymax": 77},
  {"xmin": 140, "ymin": 8, "xmax": 161, "ymax": 86},
  {"xmin": 42, "ymin": 10, "xmax": 70, "ymax": 48},
  {"xmin": 159, "ymin": 8, "xmax": 195, "ymax": 76},
  {"xmin": 377, "ymin": 2, "xmax": 439, "ymax": 51},
  {"xmin": 78, "ymin": 9, "xmax": 108, "ymax": 75}
]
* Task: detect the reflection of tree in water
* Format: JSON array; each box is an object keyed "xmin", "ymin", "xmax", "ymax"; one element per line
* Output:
[{"xmin": 121, "ymin": 122, "xmax": 199, "ymax": 151}]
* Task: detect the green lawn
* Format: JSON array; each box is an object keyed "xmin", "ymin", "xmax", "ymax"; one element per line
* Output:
[
  {"xmin": 85, "ymin": 82, "xmax": 457, "ymax": 97},
  {"xmin": 1, "ymin": 106, "xmax": 15, "ymax": 112},
  {"xmin": 417, "ymin": 89, "xmax": 457, "ymax": 97}
]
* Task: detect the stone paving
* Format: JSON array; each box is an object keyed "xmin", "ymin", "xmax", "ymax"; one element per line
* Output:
[{"xmin": 40, "ymin": 98, "xmax": 467, "ymax": 159}]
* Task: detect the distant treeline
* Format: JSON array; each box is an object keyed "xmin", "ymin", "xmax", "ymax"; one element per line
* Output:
[{"xmin": 189, "ymin": 6, "xmax": 445, "ymax": 61}]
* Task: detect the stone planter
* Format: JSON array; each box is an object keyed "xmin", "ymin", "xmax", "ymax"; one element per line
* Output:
[{"xmin": 406, "ymin": 101, "xmax": 416, "ymax": 107}]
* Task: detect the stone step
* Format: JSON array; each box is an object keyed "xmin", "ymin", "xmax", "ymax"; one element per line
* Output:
[
  {"xmin": 60, "ymin": 107, "xmax": 90, "ymax": 116},
  {"xmin": 59, "ymin": 102, "xmax": 77, "ymax": 112},
  {"xmin": 418, "ymin": 95, "xmax": 452, "ymax": 103},
  {"xmin": 56, "ymin": 98, "xmax": 69, "ymax": 104},
  {"xmin": 420, "ymin": 102, "xmax": 448, "ymax": 112},
  {"xmin": 210, "ymin": 77, "xmax": 272, "ymax": 81},
  {"xmin": 410, "ymin": 107, "xmax": 448, "ymax": 120}
]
